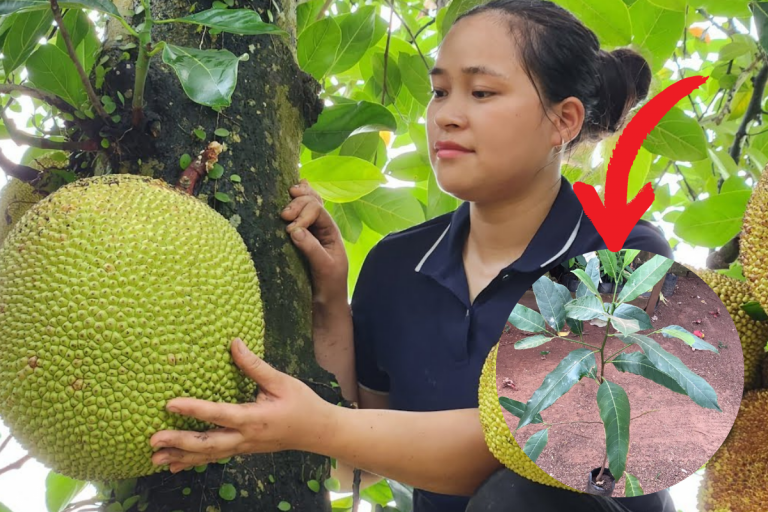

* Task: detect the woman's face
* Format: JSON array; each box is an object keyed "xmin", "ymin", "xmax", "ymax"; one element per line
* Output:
[{"xmin": 426, "ymin": 13, "xmax": 561, "ymax": 203}]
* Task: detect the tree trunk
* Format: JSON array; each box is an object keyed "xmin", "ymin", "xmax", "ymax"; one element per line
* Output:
[{"xmin": 97, "ymin": 1, "xmax": 336, "ymax": 510}]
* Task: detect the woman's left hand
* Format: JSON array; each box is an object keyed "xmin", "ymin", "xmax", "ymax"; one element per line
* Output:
[{"xmin": 150, "ymin": 338, "xmax": 337, "ymax": 473}]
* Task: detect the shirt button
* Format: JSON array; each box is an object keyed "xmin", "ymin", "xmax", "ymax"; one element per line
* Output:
[
  {"xmin": 466, "ymin": 309, "xmax": 470, "ymax": 317},
  {"xmin": 502, "ymin": 274, "xmax": 510, "ymax": 281}
]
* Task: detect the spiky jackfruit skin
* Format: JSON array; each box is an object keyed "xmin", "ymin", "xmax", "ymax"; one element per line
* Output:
[
  {"xmin": 0, "ymin": 174, "xmax": 265, "ymax": 481},
  {"xmin": 742, "ymin": 170, "xmax": 768, "ymax": 313},
  {"xmin": 0, "ymin": 178, "xmax": 45, "ymax": 245},
  {"xmin": 695, "ymin": 269, "xmax": 767, "ymax": 391},
  {"xmin": 698, "ymin": 390, "xmax": 768, "ymax": 511},
  {"xmin": 478, "ymin": 343, "xmax": 582, "ymax": 493}
]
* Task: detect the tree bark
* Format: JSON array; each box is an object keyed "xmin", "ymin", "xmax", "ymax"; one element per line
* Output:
[{"xmin": 96, "ymin": 1, "xmax": 336, "ymax": 510}]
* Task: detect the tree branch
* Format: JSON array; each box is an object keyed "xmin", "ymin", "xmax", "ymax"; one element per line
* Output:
[
  {"xmin": 0, "ymin": 106, "xmax": 98, "ymax": 152},
  {"xmin": 0, "ymin": 84, "xmax": 76, "ymax": 114},
  {"xmin": 0, "ymin": 434, "xmax": 12, "ymax": 454},
  {"xmin": 50, "ymin": 0, "xmax": 109, "ymax": 121},
  {"xmin": 0, "ymin": 454, "xmax": 32, "ymax": 477},
  {"xmin": 674, "ymin": 163, "xmax": 698, "ymax": 202},
  {"xmin": 0, "ymin": 147, "xmax": 43, "ymax": 183},
  {"xmin": 384, "ymin": 0, "xmax": 430, "ymax": 70},
  {"xmin": 706, "ymin": 235, "xmax": 740, "ymax": 269},
  {"xmin": 730, "ymin": 63, "xmax": 768, "ymax": 165}
]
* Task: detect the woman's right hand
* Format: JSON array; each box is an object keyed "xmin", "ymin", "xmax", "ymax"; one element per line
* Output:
[{"xmin": 282, "ymin": 179, "xmax": 349, "ymax": 305}]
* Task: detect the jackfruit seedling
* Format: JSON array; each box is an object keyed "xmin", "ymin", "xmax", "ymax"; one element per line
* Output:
[
  {"xmin": 478, "ymin": 342, "xmax": 582, "ymax": 493},
  {"xmin": 694, "ymin": 269, "xmax": 767, "ymax": 391},
  {"xmin": 697, "ymin": 389, "xmax": 768, "ymax": 511},
  {"xmin": 741, "ymin": 169, "xmax": 768, "ymax": 313},
  {"xmin": 0, "ymin": 174, "xmax": 265, "ymax": 481}
]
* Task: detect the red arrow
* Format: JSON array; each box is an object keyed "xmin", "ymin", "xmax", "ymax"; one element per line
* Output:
[{"xmin": 573, "ymin": 75, "xmax": 709, "ymax": 252}]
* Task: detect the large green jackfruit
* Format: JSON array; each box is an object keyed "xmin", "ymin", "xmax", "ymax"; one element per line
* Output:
[
  {"xmin": 694, "ymin": 269, "xmax": 767, "ymax": 391},
  {"xmin": 478, "ymin": 342, "xmax": 581, "ymax": 493},
  {"xmin": 742, "ymin": 169, "xmax": 768, "ymax": 313},
  {"xmin": 0, "ymin": 174, "xmax": 265, "ymax": 481},
  {"xmin": 698, "ymin": 389, "xmax": 768, "ymax": 511}
]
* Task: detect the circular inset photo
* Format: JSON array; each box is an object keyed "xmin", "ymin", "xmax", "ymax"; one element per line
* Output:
[{"xmin": 493, "ymin": 250, "xmax": 746, "ymax": 497}]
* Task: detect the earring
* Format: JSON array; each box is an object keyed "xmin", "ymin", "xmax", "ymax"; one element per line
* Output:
[{"xmin": 555, "ymin": 133, "xmax": 565, "ymax": 153}]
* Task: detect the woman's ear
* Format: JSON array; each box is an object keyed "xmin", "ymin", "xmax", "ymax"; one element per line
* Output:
[{"xmin": 550, "ymin": 96, "xmax": 585, "ymax": 147}]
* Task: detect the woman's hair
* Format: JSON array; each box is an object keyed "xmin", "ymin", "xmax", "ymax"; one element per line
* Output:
[{"xmin": 453, "ymin": 0, "xmax": 652, "ymax": 146}]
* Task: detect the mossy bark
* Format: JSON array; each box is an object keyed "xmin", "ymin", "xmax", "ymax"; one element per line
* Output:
[{"xmin": 93, "ymin": 1, "xmax": 336, "ymax": 510}]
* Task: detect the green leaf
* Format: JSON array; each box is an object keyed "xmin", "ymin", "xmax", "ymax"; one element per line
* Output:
[
  {"xmin": 324, "ymin": 477, "xmax": 341, "ymax": 492},
  {"xmin": 352, "ymin": 187, "xmax": 425, "ymax": 235},
  {"xmin": 0, "ymin": 0, "xmax": 122, "ymax": 18},
  {"xmin": 385, "ymin": 151, "xmax": 431, "ymax": 182},
  {"xmin": 161, "ymin": 44, "xmax": 241, "ymax": 108},
  {"xmin": 0, "ymin": 502, "xmax": 13, "ymax": 512},
  {"xmin": 370, "ymin": 51, "xmax": 402, "ymax": 104},
  {"xmin": 328, "ymin": 5, "xmax": 376, "ymax": 75},
  {"xmin": 642, "ymin": 106, "xmax": 708, "ymax": 162},
  {"xmin": 515, "ymin": 334, "xmax": 554, "ymax": 350},
  {"xmin": 673, "ymin": 190, "xmax": 752, "ymax": 248},
  {"xmin": 564, "ymin": 295, "xmax": 606, "ymax": 322},
  {"xmin": 298, "ymin": 17, "xmax": 342, "ymax": 80},
  {"xmin": 277, "ymin": 501, "xmax": 291, "ymax": 511},
  {"xmin": 695, "ymin": 0, "xmax": 751, "ymax": 17},
  {"xmin": 3, "ymin": 9, "xmax": 54, "ymax": 75},
  {"xmin": 46, "ymin": 471, "xmax": 87, "ymax": 512},
  {"xmin": 577, "ymin": 257, "xmax": 601, "ymax": 299},
  {"xmin": 499, "ymin": 397, "xmax": 544, "ymax": 424},
  {"xmin": 302, "ymin": 100, "xmax": 397, "ymax": 153},
  {"xmin": 741, "ymin": 301, "xmax": 768, "ymax": 322},
  {"xmin": 611, "ymin": 304, "xmax": 652, "ymax": 332},
  {"xmin": 523, "ymin": 428, "xmax": 549, "ymax": 463},
  {"xmin": 218, "ymin": 484, "xmax": 236, "ymax": 501},
  {"xmin": 630, "ymin": 0, "xmax": 685, "ymax": 72},
  {"xmin": 299, "ymin": 155, "xmax": 385, "ymax": 203},
  {"xmin": 214, "ymin": 192, "xmax": 231, "ymax": 203},
  {"xmin": 105, "ymin": 504, "xmax": 123, "ymax": 512},
  {"xmin": 553, "ymin": 0, "xmax": 632, "ymax": 46},
  {"xmin": 26, "ymin": 44, "xmax": 87, "ymax": 108},
  {"xmin": 616, "ymin": 333, "xmax": 721, "ymax": 411},
  {"xmin": 618, "ymin": 254, "xmax": 674, "ymax": 302},
  {"xmin": 572, "ymin": 269, "xmax": 600, "ymax": 297},
  {"xmin": 179, "ymin": 153, "xmax": 192, "ymax": 169},
  {"xmin": 753, "ymin": 2, "xmax": 768, "ymax": 54},
  {"xmin": 122, "ymin": 496, "xmax": 140, "ymax": 511},
  {"xmin": 193, "ymin": 128, "xmax": 206, "ymax": 140},
  {"xmin": 610, "ymin": 351, "xmax": 687, "ymax": 395},
  {"xmin": 507, "ymin": 303, "xmax": 548, "ymax": 333},
  {"xmin": 661, "ymin": 325, "xmax": 719, "ymax": 353},
  {"xmin": 167, "ymin": 9, "xmax": 289, "ymax": 37},
  {"xmin": 326, "ymin": 200, "xmax": 362, "ymax": 243},
  {"xmin": 214, "ymin": 128, "xmax": 230, "ymax": 137},
  {"xmin": 516, "ymin": 348, "xmax": 597, "ymax": 430},
  {"xmin": 427, "ymin": 169, "xmax": 459, "ymax": 219},
  {"xmin": 622, "ymin": 250, "xmax": 640, "ymax": 271},
  {"xmin": 208, "ymin": 163, "xmax": 224, "ymax": 179},
  {"xmin": 566, "ymin": 317, "xmax": 584, "ymax": 335},
  {"xmin": 400, "ymin": 53, "xmax": 432, "ymax": 107},
  {"xmin": 307, "ymin": 480, "xmax": 321, "ymax": 493},
  {"xmin": 598, "ymin": 250, "xmax": 620, "ymax": 282},
  {"xmin": 647, "ymin": 0, "xmax": 686, "ymax": 10},
  {"xmin": 532, "ymin": 275, "xmax": 572, "ymax": 331},
  {"xmin": 56, "ymin": 9, "xmax": 91, "ymax": 55},
  {"xmin": 597, "ymin": 380, "xmax": 630, "ymax": 480},
  {"xmin": 608, "ymin": 314, "xmax": 642, "ymax": 336},
  {"xmin": 624, "ymin": 472, "xmax": 644, "ymax": 497},
  {"xmin": 440, "ymin": 0, "xmax": 485, "ymax": 38},
  {"xmin": 360, "ymin": 478, "xmax": 395, "ymax": 506}
]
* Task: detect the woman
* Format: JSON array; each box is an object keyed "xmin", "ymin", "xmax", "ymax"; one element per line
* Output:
[{"xmin": 150, "ymin": 1, "xmax": 676, "ymax": 511}]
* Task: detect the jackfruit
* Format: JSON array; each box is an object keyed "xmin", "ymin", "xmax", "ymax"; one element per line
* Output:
[
  {"xmin": 742, "ymin": 170, "xmax": 768, "ymax": 313},
  {"xmin": 697, "ymin": 389, "xmax": 768, "ymax": 511},
  {"xmin": 0, "ymin": 173, "xmax": 265, "ymax": 481},
  {"xmin": 694, "ymin": 269, "xmax": 767, "ymax": 391},
  {"xmin": 478, "ymin": 342, "xmax": 582, "ymax": 493},
  {"xmin": 0, "ymin": 177, "xmax": 45, "ymax": 244}
]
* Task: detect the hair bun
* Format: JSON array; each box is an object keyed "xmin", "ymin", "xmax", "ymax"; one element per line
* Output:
[{"xmin": 588, "ymin": 48, "xmax": 652, "ymax": 138}]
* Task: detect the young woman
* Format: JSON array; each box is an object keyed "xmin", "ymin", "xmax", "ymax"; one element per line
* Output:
[{"xmin": 150, "ymin": 1, "xmax": 676, "ymax": 511}]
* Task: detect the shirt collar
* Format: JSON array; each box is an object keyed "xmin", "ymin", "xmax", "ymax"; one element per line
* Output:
[{"xmin": 415, "ymin": 175, "xmax": 584, "ymax": 279}]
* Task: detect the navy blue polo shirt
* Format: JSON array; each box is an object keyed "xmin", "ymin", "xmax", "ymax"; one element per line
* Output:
[{"xmin": 350, "ymin": 175, "xmax": 672, "ymax": 512}]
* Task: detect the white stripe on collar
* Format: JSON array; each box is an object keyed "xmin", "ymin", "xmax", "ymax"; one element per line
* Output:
[
  {"xmin": 415, "ymin": 209, "xmax": 584, "ymax": 273},
  {"xmin": 539, "ymin": 209, "xmax": 584, "ymax": 269},
  {"xmin": 415, "ymin": 223, "xmax": 451, "ymax": 272}
]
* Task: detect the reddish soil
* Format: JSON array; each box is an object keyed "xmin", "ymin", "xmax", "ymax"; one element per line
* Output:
[{"xmin": 496, "ymin": 274, "xmax": 744, "ymax": 496}]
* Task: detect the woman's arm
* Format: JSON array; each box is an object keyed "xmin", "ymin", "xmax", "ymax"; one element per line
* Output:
[
  {"xmin": 312, "ymin": 297, "xmax": 358, "ymax": 404},
  {"xmin": 314, "ymin": 406, "xmax": 504, "ymax": 497}
]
